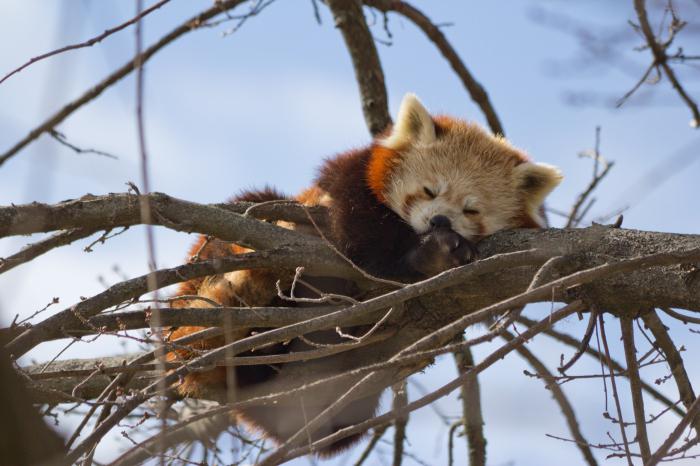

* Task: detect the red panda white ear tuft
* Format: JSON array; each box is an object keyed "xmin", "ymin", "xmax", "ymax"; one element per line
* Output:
[
  {"xmin": 513, "ymin": 162, "xmax": 563, "ymax": 223},
  {"xmin": 380, "ymin": 93, "xmax": 436, "ymax": 150}
]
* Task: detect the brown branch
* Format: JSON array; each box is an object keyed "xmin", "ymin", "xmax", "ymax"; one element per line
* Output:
[
  {"xmin": 364, "ymin": 0, "xmax": 505, "ymax": 136},
  {"xmin": 558, "ymin": 309, "xmax": 598, "ymax": 373},
  {"xmin": 620, "ymin": 316, "xmax": 652, "ymax": 462},
  {"xmin": 0, "ymin": 228, "xmax": 98, "ymax": 275},
  {"xmin": 642, "ymin": 310, "xmax": 700, "ymax": 434},
  {"xmin": 0, "ymin": 196, "xmax": 327, "ymax": 273},
  {"xmin": 391, "ymin": 381, "xmax": 408, "ymax": 466},
  {"xmin": 6, "ymin": 194, "xmax": 700, "ymax": 360},
  {"xmin": 4, "ymin": 193, "xmax": 700, "ymax": 310},
  {"xmin": 27, "ymin": 330, "xmax": 391, "ymax": 381},
  {"xmin": 645, "ymin": 394, "xmax": 700, "ymax": 466},
  {"xmin": 47, "ymin": 130, "xmax": 119, "ymax": 159},
  {"xmin": 660, "ymin": 307, "xmax": 700, "ymax": 325},
  {"xmin": 67, "ymin": 305, "xmax": 346, "ymax": 338},
  {"xmin": 0, "ymin": 0, "xmax": 250, "ymax": 168},
  {"xmin": 0, "ymin": 0, "xmax": 171, "ymax": 85},
  {"xmin": 0, "ymin": 194, "xmax": 325, "ymax": 247},
  {"xmin": 631, "ymin": 0, "xmax": 700, "ymax": 126},
  {"xmin": 22, "ymin": 230, "xmax": 700, "ymax": 392},
  {"xmin": 503, "ymin": 330, "xmax": 598, "ymax": 466},
  {"xmin": 325, "ymin": 0, "xmax": 391, "ymax": 135},
  {"xmin": 452, "ymin": 343, "xmax": 486, "ymax": 466}
]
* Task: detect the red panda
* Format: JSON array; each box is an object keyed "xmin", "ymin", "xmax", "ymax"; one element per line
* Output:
[{"xmin": 167, "ymin": 94, "xmax": 562, "ymax": 456}]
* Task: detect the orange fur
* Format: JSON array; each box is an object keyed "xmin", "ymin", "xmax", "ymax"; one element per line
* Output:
[{"xmin": 367, "ymin": 145, "xmax": 401, "ymax": 202}]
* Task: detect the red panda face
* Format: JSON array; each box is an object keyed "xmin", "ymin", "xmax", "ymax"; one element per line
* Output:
[{"xmin": 368, "ymin": 94, "xmax": 562, "ymax": 240}]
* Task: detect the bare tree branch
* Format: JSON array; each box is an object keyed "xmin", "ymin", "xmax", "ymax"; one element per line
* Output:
[
  {"xmin": 391, "ymin": 381, "xmax": 408, "ymax": 466},
  {"xmin": 620, "ymin": 316, "xmax": 652, "ymax": 463},
  {"xmin": 453, "ymin": 343, "xmax": 487, "ymax": 466},
  {"xmin": 0, "ymin": 227, "xmax": 98, "ymax": 275},
  {"xmin": 642, "ymin": 309, "xmax": 700, "ymax": 434},
  {"xmin": 631, "ymin": 0, "xmax": 700, "ymax": 126},
  {"xmin": 325, "ymin": 0, "xmax": 391, "ymax": 135},
  {"xmin": 646, "ymin": 394, "xmax": 700, "ymax": 466}
]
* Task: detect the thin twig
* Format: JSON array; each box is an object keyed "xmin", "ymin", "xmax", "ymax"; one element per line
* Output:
[
  {"xmin": 558, "ymin": 309, "xmax": 598, "ymax": 373},
  {"xmin": 518, "ymin": 315, "xmax": 685, "ymax": 418},
  {"xmin": 0, "ymin": 228, "xmax": 97, "ymax": 275},
  {"xmin": 352, "ymin": 425, "xmax": 388, "ymax": 466},
  {"xmin": 632, "ymin": 0, "xmax": 700, "ymax": 126},
  {"xmin": 48, "ymin": 130, "xmax": 119, "ymax": 159},
  {"xmin": 566, "ymin": 127, "xmax": 614, "ymax": 228},
  {"xmin": 0, "ymin": 0, "xmax": 250, "ymax": 167},
  {"xmin": 0, "ymin": 0, "xmax": 171, "ymax": 85}
]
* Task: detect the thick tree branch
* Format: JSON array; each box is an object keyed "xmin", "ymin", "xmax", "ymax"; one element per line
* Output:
[
  {"xmin": 452, "ymin": 343, "xmax": 487, "ymax": 466},
  {"xmin": 0, "ymin": 194, "xmax": 326, "ymax": 247},
  {"xmin": 620, "ymin": 316, "xmax": 651, "ymax": 463},
  {"xmin": 325, "ymin": 0, "xmax": 391, "ymax": 135}
]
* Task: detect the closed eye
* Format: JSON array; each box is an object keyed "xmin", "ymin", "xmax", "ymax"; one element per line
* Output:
[
  {"xmin": 423, "ymin": 187, "xmax": 436, "ymax": 199},
  {"xmin": 463, "ymin": 208, "xmax": 480, "ymax": 215}
]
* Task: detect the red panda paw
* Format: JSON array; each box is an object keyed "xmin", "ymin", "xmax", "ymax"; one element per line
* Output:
[{"xmin": 407, "ymin": 228, "xmax": 478, "ymax": 277}]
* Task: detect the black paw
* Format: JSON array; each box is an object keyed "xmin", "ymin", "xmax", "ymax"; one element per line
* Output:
[{"xmin": 407, "ymin": 228, "xmax": 477, "ymax": 277}]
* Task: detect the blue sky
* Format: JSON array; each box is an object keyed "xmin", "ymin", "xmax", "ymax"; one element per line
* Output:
[{"xmin": 1, "ymin": 1, "xmax": 699, "ymax": 465}]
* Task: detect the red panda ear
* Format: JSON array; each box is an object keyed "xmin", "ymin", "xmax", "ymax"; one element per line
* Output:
[
  {"xmin": 380, "ymin": 93, "xmax": 436, "ymax": 150},
  {"xmin": 513, "ymin": 162, "xmax": 563, "ymax": 224}
]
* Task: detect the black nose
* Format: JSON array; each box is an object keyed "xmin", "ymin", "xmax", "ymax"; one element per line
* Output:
[{"xmin": 429, "ymin": 215, "xmax": 451, "ymax": 229}]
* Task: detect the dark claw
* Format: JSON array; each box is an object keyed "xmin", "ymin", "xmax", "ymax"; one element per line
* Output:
[{"xmin": 407, "ymin": 228, "xmax": 478, "ymax": 277}]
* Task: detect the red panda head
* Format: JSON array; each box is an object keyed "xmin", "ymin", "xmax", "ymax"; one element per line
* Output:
[{"xmin": 367, "ymin": 94, "xmax": 563, "ymax": 240}]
